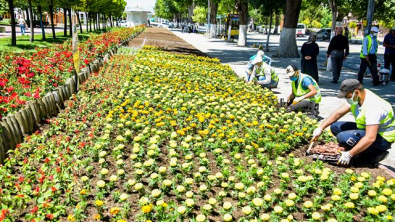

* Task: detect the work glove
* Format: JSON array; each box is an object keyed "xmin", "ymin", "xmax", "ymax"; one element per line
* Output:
[
  {"xmin": 312, "ymin": 127, "xmax": 323, "ymax": 141},
  {"xmin": 338, "ymin": 151, "xmax": 353, "ymax": 166},
  {"xmin": 292, "ymin": 96, "xmax": 306, "ymax": 105}
]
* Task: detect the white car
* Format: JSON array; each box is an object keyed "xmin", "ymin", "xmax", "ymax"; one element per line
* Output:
[
  {"xmin": 119, "ymin": 20, "xmax": 128, "ymax": 27},
  {"xmin": 296, "ymin": 23, "xmax": 306, "ymax": 37}
]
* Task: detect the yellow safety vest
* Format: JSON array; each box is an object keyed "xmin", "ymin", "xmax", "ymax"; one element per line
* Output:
[
  {"xmin": 291, "ymin": 73, "xmax": 321, "ymax": 103},
  {"xmin": 257, "ymin": 66, "xmax": 279, "ymax": 82},
  {"xmin": 351, "ymin": 89, "xmax": 395, "ymax": 143},
  {"xmin": 360, "ymin": 35, "xmax": 379, "ymax": 58}
]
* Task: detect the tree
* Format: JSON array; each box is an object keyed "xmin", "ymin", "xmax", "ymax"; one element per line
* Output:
[
  {"xmin": 192, "ymin": 6, "xmax": 207, "ymax": 24},
  {"xmin": 279, "ymin": 0, "xmax": 302, "ymax": 57},
  {"xmin": 235, "ymin": 0, "xmax": 247, "ymax": 46},
  {"xmin": 209, "ymin": 0, "xmax": 219, "ymax": 38},
  {"xmin": 6, "ymin": 0, "xmax": 16, "ymax": 46}
]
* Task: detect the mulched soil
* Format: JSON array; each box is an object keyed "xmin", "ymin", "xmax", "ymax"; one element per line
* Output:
[
  {"xmin": 128, "ymin": 27, "xmax": 208, "ymax": 57},
  {"xmin": 129, "ymin": 27, "xmax": 394, "ymax": 182}
]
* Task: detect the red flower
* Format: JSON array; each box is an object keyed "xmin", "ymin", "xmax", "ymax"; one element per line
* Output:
[
  {"xmin": 46, "ymin": 214, "xmax": 54, "ymax": 220},
  {"xmin": 30, "ymin": 206, "xmax": 38, "ymax": 214},
  {"xmin": 84, "ymin": 59, "xmax": 89, "ymax": 64}
]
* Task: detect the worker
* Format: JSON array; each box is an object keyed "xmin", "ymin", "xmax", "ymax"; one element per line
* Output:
[
  {"xmin": 285, "ymin": 64, "xmax": 321, "ymax": 113},
  {"xmin": 245, "ymin": 50, "xmax": 272, "ymax": 82},
  {"xmin": 248, "ymin": 62, "xmax": 279, "ymax": 89},
  {"xmin": 312, "ymin": 79, "xmax": 394, "ymax": 166},
  {"xmin": 357, "ymin": 26, "xmax": 383, "ymax": 86}
]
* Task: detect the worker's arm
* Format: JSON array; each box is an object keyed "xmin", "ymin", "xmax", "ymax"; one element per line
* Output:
[
  {"xmin": 348, "ymin": 124, "xmax": 379, "ymax": 157},
  {"xmin": 319, "ymin": 103, "xmax": 351, "ymax": 130},
  {"xmin": 303, "ymin": 84, "xmax": 317, "ymax": 99},
  {"xmin": 257, "ymin": 68, "xmax": 271, "ymax": 85},
  {"xmin": 248, "ymin": 66, "xmax": 258, "ymax": 83},
  {"xmin": 383, "ymin": 41, "xmax": 395, "ymax": 49}
]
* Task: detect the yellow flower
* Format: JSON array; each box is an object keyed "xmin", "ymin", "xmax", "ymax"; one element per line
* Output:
[
  {"xmin": 285, "ymin": 199, "xmax": 295, "ymax": 207},
  {"xmin": 382, "ymin": 188, "xmax": 392, "ymax": 196},
  {"xmin": 117, "ymin": 220, "xmax": 127, "ymax": 222},
  {"xmin": 349, "ymin": 193, "xmax": 359, "ymax": 200},
  {"xmin": 303, "ymin": 201, "xmax": 313, "ymax": 208},
  {"xmin": 67, "ymin": 214, "xmax": 76, "ymax": 221},
  {"xmin": 95, "ymin": 200, "xmax": 104, "ymax": 207},
  {"xmin": 378, "ymin": 195, "xmax": 388, "ymax": 203},
  {"xmin": 274, "ymin": 205, "xmax": 283, "ymax": 214},
  {"xmin": 331, "ymin": 195, "xmax": 341, "ymax": 201},
  {"xmin": 260, "ymin": 213, "xmax": 270, "ymax": 221},
  {"xmin": 223, "ymin": 202, "xmax": 232, "ymax": 210},
  {"xmin": 196, "ymin": 214, "xmax": 206, "ymax": 222},
  {"xmin": 242, "ymin": 206, "xmax": 252, "ymax": 215},
  {"xmin": 376, "ymin": 205, "xmax": 387, "ymax": 213},
  {"xmin": 177, "ymin": 206, "xmax": 186, "ymax": 214},
  {"xmin": 344, "ymin": 202, "xmax": 354, "ymax": 209},
  {"xmin": 110, "ymin": 207, "xmax": 121, "ymax": 215},
  {"xmin": 252, "ymin": 198, "xmax": 263, "ymax": 207},
  {"xmin": 141, "ymin": 204, "xmax": 153, "ymax": 214},
  {"xmin": 93, "ymin": 214, "xmax": 101, "ymax": 220},
  {"xmin": 368, "ymin": 190, "xmax": 376, "ymax": 197}
]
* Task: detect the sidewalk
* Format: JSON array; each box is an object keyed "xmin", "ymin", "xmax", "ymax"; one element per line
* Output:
[{"xmin": 171, "ymin": 29, "xmax": 395, "ymax": 171}]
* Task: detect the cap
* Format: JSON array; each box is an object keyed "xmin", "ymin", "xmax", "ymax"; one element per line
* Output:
[
  {"xmin": 371, "ymin": 26, "xmax": 379, "ymax": 33},
  {"xmin": 285, "ymin": 65, "xmax": 298, "ymax": 77},
  {"xmin": 257, "ymin": 50, "xmax": 264, "ymax": 57},
  {"xmin": 252, "ymin": 56, "xmax": 263, "ymax": 64},
  {"xmin": 337, "ymin": 79, "xmax": 361, "ymax": 98}
]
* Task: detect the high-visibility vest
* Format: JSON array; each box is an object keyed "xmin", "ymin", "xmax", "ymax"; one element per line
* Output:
[
  {"xmin": 350, "ymin": 89, "xmax": 395, "ymax": 143},
  {"xmin": 291, "ymin": 73, "xmax": 321, "ymax": 103},
  {"xmin": 257, "ymin": 66, "xmax": 279, "ymax": 83},
  {"xmin": 360, "ymin": 35, "xmax": 379, "ymax": 58}
]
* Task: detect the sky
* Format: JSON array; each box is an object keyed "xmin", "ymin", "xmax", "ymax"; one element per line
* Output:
[{"xmin": 126, "ymin": 0, "xmax": 156, "ymax": 13}]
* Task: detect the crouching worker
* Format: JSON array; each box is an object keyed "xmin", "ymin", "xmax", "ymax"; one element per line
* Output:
[
  {"xmin": 312, "ymin": 79, "xmax": 394, "ymax": 166},
  {"xmin": 245, "ymin": 50, "xmax": 272, "ymax": 82},
  {"xmin": 285, "ymin": 64, "xmax": 321, "ymax": 113},
  {"xmin": 248, "ymin": 62, "xmax": 279, "ymax": 89}
]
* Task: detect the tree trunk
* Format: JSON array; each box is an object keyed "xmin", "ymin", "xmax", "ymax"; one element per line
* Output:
[
  {"xmin": 28, "ymin": 0, "xmax": 34, "ymax": 42},
  {"xmin": 265, "ymin": 16, "xmax": 268, "ymax": 34},
  {"xmin": 209, "ymin": 1, "xmax": 218, "ymax": 38},
  {"xmin": 7, "ymin": 0, "xmax": 16, "ymax": 46},
  {"xmin": 49, "ymin": 2, "xmax": 56, "ymax": 38},
  {"xmin": 26, "ymin": 9, "xmax": 29, "ymax": 20},
  {"xmin": 77, "ymin": 11, "xmax": 83, "ymax": 33},
  {"xmin": 273, "ymin": 14, "xmax": 280, "ymax": 34},
  {"xmin": 236, "ymin": 0, "xmax": 248, "ymax": 46},
  {"xmin": 227, "ymin": 13, "xmax": 233, "ymax": 41},
  {"xmin": 266, "ymin": 11, "xmax": 273, "ymax": 51},
  {"xmin": 63, "ymin": 8, "xmax": 67, "ymax": 36},
  {"xmin": 279, "ymin": 0, "xmax": 302, "ymax": 57},
  {"xmin": 38, "ymin": 5, "xmax": 45, "ymax": 41},
  {"xmin": 68, "ymin": 8, "xmax": 72, "ymax": 37}
]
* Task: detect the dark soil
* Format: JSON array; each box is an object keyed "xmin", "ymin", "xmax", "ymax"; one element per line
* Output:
[{"xmin": 128, "ymin": 27, "xmax": 208, "ymax": 57}]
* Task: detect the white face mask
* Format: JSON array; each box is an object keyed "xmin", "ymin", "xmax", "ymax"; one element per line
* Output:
[
  {"xmin": 373, "ymin": 32, "xmax": 378, "ymax": 37},
  {"xmin": 346, "ymin": 91, "xmax": 358, "ymax": 106}
]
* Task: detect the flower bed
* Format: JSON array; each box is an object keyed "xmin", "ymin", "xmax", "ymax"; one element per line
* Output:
[
  {"xmin": 0, "ymin": 26, "xmax": 144, "ymax": 119},
  {"xmin": 0, "ymin": 47, "xmax": 394, "ymax": 221}
]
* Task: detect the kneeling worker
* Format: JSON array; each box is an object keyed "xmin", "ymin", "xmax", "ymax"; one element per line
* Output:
[
  {"xmin": 312, "ymin": 79, "xmax": 394, "ymax": 166},
  {"xmin": 245, "ymin": 50, "xmax": 272, "ymax": 82},
  {"xmin": 285, "ymin": 64, "xmax": 321, "ymax": 112},
  {"xmin": 248, "ymin": 62, "xmax": 279, "ymax": 89}
]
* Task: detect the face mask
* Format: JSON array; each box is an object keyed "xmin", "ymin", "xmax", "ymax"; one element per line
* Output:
[
  {"xmin": 346, "ymin": 91, "xmax": 358, "ymax": 106},
  {"xmin": 373, "ymin": 32, "xmax": 378, "ymax": 37},
  {"xmin": 290, "ymin": 76, "xmax": 297, "ymax": 81}
]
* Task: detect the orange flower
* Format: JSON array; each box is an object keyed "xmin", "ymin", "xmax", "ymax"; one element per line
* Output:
[{"xmin": 110, "ymin": 207, "xmax": 120, "ymax": 215}]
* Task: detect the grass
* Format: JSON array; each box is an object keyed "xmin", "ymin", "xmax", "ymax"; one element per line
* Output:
[
  {"xmin": 0, "ymin": 19, "xmax": 11, "ymax": 25},
  {"xmin": 0, "ymin": 30, "xmax": 98, "ymax": 53}
]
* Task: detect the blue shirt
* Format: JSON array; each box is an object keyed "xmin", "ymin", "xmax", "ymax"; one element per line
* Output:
[
  {"xmin": 384, "ymin": 33, "xmax": 395, "ymax": 54},
  {"xmin": 296, "ymin": 75, "xmax": 313, "ymax": 90},
  {"xmin": 362, "ymin": 34, "xmax": 378, "ymax": 55}
]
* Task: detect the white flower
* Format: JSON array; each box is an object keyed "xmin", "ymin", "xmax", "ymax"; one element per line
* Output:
[
  {"xmin": 81, "ymin": 176, "xmax": 89, "ymax": 182},
  {"xmin": 242, "ymin": 206, "xmax": 252, "ymax": 215},
  {"xmin": 196, "ymin": 214, "xmax": 206, "ymax": 222},
  {"xmin": 152, "ymin": 189, "xmax": 162, "ymax": 198},
  {"xmin": 135, "ymin": 183, "xmax": 143, "ymax": 190},
  {"xmin": 127, "ymin": 179, "xmax": 136, "ymax": 186},
  {"xmin": 119, "ymin": 193, "xmax": 128, "ymax": 201},
  {"xmin": 177, "ymin": 185, "xmax": 186, "ymax": 193},
  {"xmin": 99, "ymin": 151, "xmax": 107, "ymax": 157},
  {"xmin": 110, "ymin": 175, "xmax": 118, "ymax": 182},
  {"xmin": 163, "ymin": 179, "xmax": 172, "ymax": 186},
  {"xmin": 177, "ymin": 206, "xmax": 186, "ymax": 214},
  {"xmin": 208, "ymin": 198, "xmax": 217, "ymax": 205},
  {"xmin": 223, "ymin": 214, "xmax": 233, "ymax": 221},
  {"xmin": 235, "ymin": 183, "xmax": 245, "ymax": 190},
  {"xmin": 117, "ymin": 169, "xmax": 125, "ymax": 175},
  {"xmin": 203, "ymin": 204, "xmax": 212, "ymax": 211},
  {"xmin": 253, "ymin": 198, "xmax": 263, "ymax": 207},
  {"xmin": 97, "ymin": 180, "xmax": 105, "ymax": 188},
  {"xmin": 186, "ymin": 191, "xmax": 194, "ymax": 198},
  {"xmin": 199, "ymin": 184, "xmax": 208, "ymax": 192},
  {"xmin": 185, "ymin": 198, "xmax": 195, "ymax": 207},
  {"xmin": 223, "ymin": 202, "xmax": 232, "ymax": 210}
]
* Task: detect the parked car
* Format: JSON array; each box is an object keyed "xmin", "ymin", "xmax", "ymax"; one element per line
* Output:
[
  {"xmin": 316, "ymin": 28, "xmax": 331, "ymax": 41},
  {"xmin": 119, "ymin": 20, "xmax": 128, "ymax": 27},
  {"xmin": 296, "ymin": 23, "xmax": 306, "ymax": 37}
]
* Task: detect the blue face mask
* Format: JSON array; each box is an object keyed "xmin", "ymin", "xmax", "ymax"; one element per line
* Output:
[{"xmin": 290, "ymin": 76, "xmax": 298, "ymax": 81}]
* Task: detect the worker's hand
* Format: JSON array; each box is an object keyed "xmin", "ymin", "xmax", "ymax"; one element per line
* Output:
[
  {"xmin": 292, "ymin": 96, "xmax": 305, "ymax": 105},
  {"xmin": 343, "ymin": 56, "xmax": 347, "ymax": 61},
  {"xmin": 338, "ymin": 151, "xmax": 353, "ymax": 166},
  {"xmin": 312, "ymin": 127, "xmax": 323, "ymax": 141},
  {"xmin": 365, "ymin": 55, "xmax": 370, "ymax": 63}
]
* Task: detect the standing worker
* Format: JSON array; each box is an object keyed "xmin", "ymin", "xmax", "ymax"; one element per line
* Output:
[
  {"xmin": 327, "ymin": 27, "xmax": 349, "ymax": 84},
  {"xmin": 312, "ymin": 79, "xmax": 394, "ymax": 166},
  {"xmin": 301, "ymin": 33, "xmax": 320, "ymax": 82},
  {"xmin": 285, "ymin": 64, "xmax": 321, "ymax": 113},
  {"xmin": 357, "ymin": 27, "xmax": 383, "ymax": 86},
  {"xmin": 383, "ymin": 27, "xmax": 395, "ymax": 81},
  {"xmin": 17, "ymin": 16, "xmax": 27, "ymax": 36}
]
